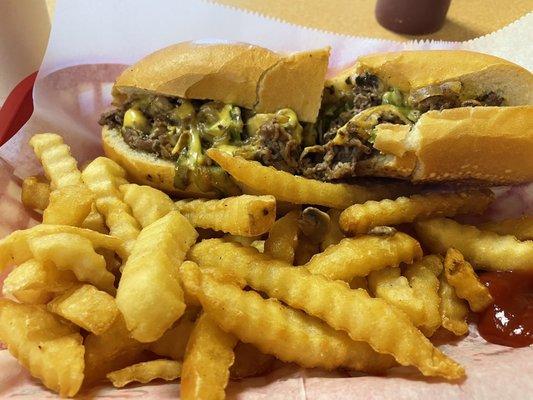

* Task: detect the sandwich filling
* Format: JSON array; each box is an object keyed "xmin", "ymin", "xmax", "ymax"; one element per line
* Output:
[
  {"xmin": 301, "ymin": 73, "xmax": 505, "ymax": 180},
  {"xmin": 100, "ymin": 74, "xmax": 506, "ymax": 192},
  {"xmin": 99, "ymin": 95, "xmax": 306, "ymax": 195}
]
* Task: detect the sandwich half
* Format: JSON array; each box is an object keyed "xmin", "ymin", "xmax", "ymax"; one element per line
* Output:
[
  {"xmin": 305, "ymin": 50, "xmax": 533, "ymax": 184},
  {"xmin": 100, "ymin": 41, "xmax": 330, "ymax": 197}
]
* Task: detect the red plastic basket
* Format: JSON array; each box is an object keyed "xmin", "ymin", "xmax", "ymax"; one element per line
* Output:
[{"xmin": 0, "ymin": 72, "xmax": 38, "ymax": 146}]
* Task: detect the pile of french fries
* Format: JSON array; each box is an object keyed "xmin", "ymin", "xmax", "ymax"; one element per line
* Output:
[{"xmin": 1, "ymin": 133, "xmax": 532, "ymax": 398}]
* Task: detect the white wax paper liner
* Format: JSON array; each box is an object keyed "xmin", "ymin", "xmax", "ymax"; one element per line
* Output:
[{"xmin": 0, "ymin": 1, "xmax": 531, "ymax": 398}]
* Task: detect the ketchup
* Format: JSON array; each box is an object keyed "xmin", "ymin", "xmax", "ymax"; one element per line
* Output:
[{"xmin": 477, "ymin": 271, "xmax": 533, "ymax": 347}]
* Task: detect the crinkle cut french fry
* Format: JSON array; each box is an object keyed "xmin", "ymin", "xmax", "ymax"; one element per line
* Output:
[
  {"xmin": 0, "ymin": 299, "xmax": 84, "ymax": 397},
  {"xmin": 397, "ymin": 255, "xmax": 442, "ymax": 336},
  {"xmin": 82, "ymin": 203, "xmax": 108, "ymax": 233},
  {"xmin": 415, "ymin": 218, "xmax": 533, "ymax": 271},
  {"xmin": 2, "ymin": 259, "xmax": 76, "ymax": 304},
  {"xmin": 81, "ymin": 156, "xmax": 128, "ymax": 198},
  {"xmin": 181, "ymin": 312, "xmax": 237, "ymax": 400},
  {"xmin": 207, "ymin": 148, "xmax": 398, "ymax": 209},
  {"xmin": 368, "ymin": 258, "xmax": 442, "ymax": 337},
  {"xmin": 340, "ymin": 190, "xmax": 493, "ymax": 235},
  {"xmin": 175, "ymin": 194, "xmax": 276, "ymax": 236},
  {"xmin": 188, "ymin": 241, "xmax": 462, "ymax": 379},
  {"xmin": 29, "ymin": 233, "xmax": 116, "ymax": 294},
  {"xmin": 321, "ymin": 209, "xmax": 344, "ymax": 251},
  {"xmin": 180, "ymin": 261, "xmax": 396, "ymax": 374},
  {"xmin": 84, "ymin": 315, "xmax": 145, "ymax": 385},
  {"xmin": 47, "ymin": 284, "xmax": 119, "ymax": 335},
  {"xmin": 478, "ymin": 216, "xmax": 533, "ymax": 241},
  {"xmin": 230, "ymin": 342, "xmax": 275, "ymax": 380},
  {"xmin": 29, "ymin": 133, "xmax": 83, "ymax": 189},
  {"xmin": 305, "ymin": 232, "xmax": 423, "ymax": 281},
  {"xmin": 21, "ymin": 176, "xmax": 50, "ymax": 211},
  {"xmin": 116, "ymin": 211, "xmax": 197, "ymax": 342},
  {"xmin": 96, "ymin": 197, "xmax": 141, "ymax": 257},
  {"xmin": 149, "ymin": 308, "xmax": 198, "ymax": 361},
  {"xmin": 439, "ymin": 274, "xmax": 469, "ymax": 336},
  {"xmin": 120, "ymin": 183, "xmax": 175, "ymax": 228},
  {"xmin": 107, "ymin": 359, "xmax": 182, "ymax": 388},
  {"xmin": 444, "ymin": 248, "xmax": 493, "ymax": 312},
  {"xmin": 264, "ymin": 209, "xmax": 300, "ymax": 264},
  {"xmin": 43, "ymin": 184, "xmax": 94, "ymax": 226},
  {"xmin": 82, "ymin": 157, "xmax": 140, "ymax": 256},
  {"xmin": 0, "ymin": 224, "xmax": 122, "ymax": 272}
]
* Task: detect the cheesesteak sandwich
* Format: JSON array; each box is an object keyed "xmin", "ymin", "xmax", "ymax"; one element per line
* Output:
[
  {"xmin": 100, "ymin": 45, "xmax": 533, "ymax": 199},
  {"xmin": 99, "ymin": 41, "xmax": 330, "ymax": 197},
  {"xmin": 306, "ymin": 51, "xmax": 533, "ymax": 184}
]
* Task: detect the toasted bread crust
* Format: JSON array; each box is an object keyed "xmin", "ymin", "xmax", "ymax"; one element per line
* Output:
[
  {"xmin": 329, "ymin": 50, "xmax": 532, "ymax": 105},
  {"xmin": 408, "ymin": 106, "xmax": 533, "ymax": 184},
  {"xmin": 114, "ymin": 41, "xmax": 329, "ymax": 122}
]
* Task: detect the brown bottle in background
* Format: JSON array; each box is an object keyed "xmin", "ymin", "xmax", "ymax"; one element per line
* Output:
[{"xmin": 375, "ymin": 0, "xmax": 452, "ymax": 35}]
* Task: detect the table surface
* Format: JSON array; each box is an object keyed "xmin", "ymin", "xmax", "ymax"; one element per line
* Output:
[
  {"xmin": 213, "ymin": 0, "xmax": 532, "ymax": 41},
  {"xmin": 0, "ymin": 0, "xmax": 531, "ymax": 106}
]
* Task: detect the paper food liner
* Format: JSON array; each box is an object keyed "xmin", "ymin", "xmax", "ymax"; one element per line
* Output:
[{"xmin": 0, "ymin": 0, "xmax": 531, "ymax": 398}]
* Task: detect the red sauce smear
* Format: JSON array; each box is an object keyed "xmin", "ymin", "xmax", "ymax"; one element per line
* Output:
[{"xmin": 477, "ymin": 271, "xmax": 533, "ymax": 347}]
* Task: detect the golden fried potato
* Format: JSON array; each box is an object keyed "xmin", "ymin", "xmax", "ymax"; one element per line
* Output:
[
  {"xmin": 107, "ymin": 360, "xmax": 182, "ymax": 388},
  {"xmin": 230, "ymin": 342, "xmax": 275, "ymax": 380},
  {"xmin": 21, "ymin": 176, "xmax": 50, "ymax": 211},
  {"xmin": 81, "ymin": 156, "xmax": 128, "ymax": 198},
  {"xmin": 438, "ymin": 274, "xmax": 469, "ymax": 336},
  {"xmin": 149, "ymin": 308, "xmax": 199, "ymax": 361},
  {"xmin": 188, "ymin": 241, "xmax": 463, "ymax": 379},
  {"xmin": 43, "ymin": 184, "xmax": 94, "ymax": 226},
  {"xmin": 29, "ymin": 133, "xmax": 83, "ymax": 189},
  {"xmin": 96, "ymin": 197, "xmax": 141, "ymax": 257},
  {"xmin": 120, "ymin": 183, "xmax": 175, "ymax": 227},
  {"xmin": 369, "ymin": 256, "xmax": 442, "ymax": 336},
  {"xmin": 116, "ymin": 211, "xmax": 197, "ymax": 342},
  {"xmin": 82, "ymin": 157, "xmax": 140, "ymax": 256},
  {"xmin": 478, "ymin": 216, "xmax": 533, "ymax": 241},
  {"xmin": 29, "ymin": 233, "xmax": 116, "ymax": 294},
  {"xmin": 264, "ymin": 209, "xmax": 300, "ymax": 264},
  {"xmin": 415, "ymin": 218, "xmax": 533, "ymax": 271},
  {"xmin": 47, "ymin": 284, "xmax": 119, "ymax": 335},
  {"xmin": 175, "ymin": 194, "xmax": 276, "ymax": 236},
  {"xmin": 305, "ymin": 232, "xmax": 423, "ymax": 281},
  {"xmin": 340, "ymin": 190, "xmax": 493, "ymax": 235},
  {"xmin": 0, "ymin": 299, "xmax": 84, "ymax": 397},
  {"xmin": 444, "ymin": 248, "xmax": 493, "ymax": 312},
  {"xmin": 84, "ymin": 315, "xmax": 146, "ymax": 385},
  {"xmin": 401, "ymin": 256, "xmax": 442, "ymax": 336},
  {"xmin": 0, "ymin": 224, "xmax": 123, "ymax": 271},
  {"xmin": 81, "ymin": 203, "xmax": 108, "ymax": 233},
  {"xmin": 180, "ymin": 261, "xmax": 396, "ymax": 374},
  {"xmin": 207, "ymin": 148, "xmax": 398, "ymax": 209},
  {"xmin": 369, "ymin": 255, "xmax": 444, "ymax": 335},
  {"xmin": 321, "ymin": 209, "xmax": 344, "ymax": 251},
  {"xmin": 2, "ymin": 259, "xmax": 75, "ymax": 304},
  {"xmin": 181, "ymin": 312, "xmax": 238, "ymax": 400}
]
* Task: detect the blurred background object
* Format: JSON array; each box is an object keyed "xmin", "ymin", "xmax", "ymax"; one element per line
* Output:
[
  {"xmin": 0, "ymin": 0, "xmax": 531, "ymax": 106},
  {"xmin": 375, "ymin": 0, "xmax": 452, "ymax": 34},
  {"xmin": 0, "ymin": 0, "xmax": 52, "ymax": 105}
]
